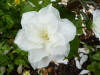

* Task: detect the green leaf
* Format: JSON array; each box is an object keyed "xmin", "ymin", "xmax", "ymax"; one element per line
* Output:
[
  {"xmin": 56, "ymin": 6, "xmax": 75, "ymax": 21},
  {"xmin": 87, "ymin": 50, "xmax": 100, "ymax": 75},
  {"xmin": 68, "ymin": 36, "xmax": 80, "ymax": 58},
  {"xmin": 87, "ymin": 62, "xmax": 100, "ymax": 75},
  {"xmin": 92, "ymin": 51, "xmax": 100, "ymax": 61},
  {"xmin": 7, "ymin": 64, "xmax": 14, "ymax": 74},
  {"xmin": 0, "ymin": 54, "xmax": 9, "ymax": 66},
  {"xmin": 20, "ymin": 1, "xmax": 35, "ymax": 14},
  {"xmin": 86, "ymin": 19, "xmax": 93, "ymax": 29},
  {"xmin": 0, "ymin": 72, "xmax": 3, "ymax": 75},
  {"xmin": 73, "ymin": 17, "xmax": 83, "ymax": 34},
  {"xmin": 14, "ymin": 59, "xmax": 26, "ymax": 65},
  {"xmin": 0, "ymin": 10, "xmax": 4, "ymax": 16},
  {"xmin": 2, "ymin": 15, "xmax": 14, "ymax": 28},
  {"xmin": 0, "ymin": 0, "xmax": 10, "ymax": 10}
]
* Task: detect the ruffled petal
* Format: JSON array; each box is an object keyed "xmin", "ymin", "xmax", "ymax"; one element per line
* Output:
[
  {"xmin": 45, "ymin": 33, "xmax": 69, "ymax": 55},
  {"xmin": 39, "ymin": 4, "xmax": 60, "ymax": 21},
  {"xmin": 93, "ymin": 10, "xmax": 100, "ymax": 33},
  {"xmin": 58, "ymin": 19, "xmax": 76, "ymax": 42},
  {"xmin": 21, "ymin": 11, "xmax": 38, "ymax": 28},
  {"xmin": 49, "ymin": 55, "xmax": 65, "ymax": 63},
  {"xmin": 93, "ymin": 9, "xmax": 100, "ymax": 40},
  {"xmin": 28, "ymin": 50, "xmax": 49, "ymax": 69},
  {"xmin": 38, "ymin": 4, "xmax": 60, "ymax": 34},
  {"xmin": 21, "ymin": 11, "xmax": 44, "ymax": 43},
  {"xmin": 14, "ymin": 30, "xmax": 43, "ymax": 51},
  {"xmin": 48, "ymin": 43, "xmax": 70, "ymax": 56}
]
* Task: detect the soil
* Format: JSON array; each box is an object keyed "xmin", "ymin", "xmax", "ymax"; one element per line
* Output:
[
  {"xmin": 79, "ymin": 30, "xmax": 100, "ymax": 46},
  {"xmin": 4, "ymin": 58, "xmax": 94, "ymax": 75}
]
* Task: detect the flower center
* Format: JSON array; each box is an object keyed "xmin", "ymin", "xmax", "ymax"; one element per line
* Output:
[{"xmin": 40, "ymin": 30, "xmax": 49, "ymax": 41}]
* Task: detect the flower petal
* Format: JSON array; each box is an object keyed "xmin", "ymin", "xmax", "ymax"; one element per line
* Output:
[
  {"xmin": 58, "ymin": 19, "xmax": 76, "ymax": 42},
  {"xmin": 44, "ymin": 33, "xmax": 70, "ymax": 56},
  {"xmin": 39, "ymin": 4, "xmax": 60, "ymax": 21},
  {"xmin": 31, "ymin": 56, "xmax": 50, "ymax": 69},
  {"xmin": 38, "ymin": 4, "xmax": 60, "ymax": 34},
  {"xmin": 48, "ymin": 43, "xmax": 70, "ymax": 56},
  {"xmin": 21, "ymin": 11, "xmax": 38, "ymax": 28},
  {"xmin": 92, "ymin": 9, "xmax": 100, "ymax": 40},
  {"xmin": 14, "ymin": 30, "xmax": 43, "ymax": 51},
  {"xmin": 28, "ymin": 50, "xmax": 49, "ymax": 69},
  {"xmin": 49, "ymin": 54, "xmax": 67, "ymax": 64}
]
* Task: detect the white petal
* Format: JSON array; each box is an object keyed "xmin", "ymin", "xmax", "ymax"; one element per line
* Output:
[
  {"xmin": 17, "ymin": 64, "xmax": 23, "ymax": 74},
  {"xmin": 29, "ymin": 55, "xmax": 50, "ymax": 69},
  {"xmin": 49, "ymin": 54, "xmax": 65, "ymax": 63},
  {"xmin": 75, "ymin": 57, "xmax": 81, "ymax": 69},
  {"xmin": 78, "ymin": 48, "xmax": 89, "ymax": 54},
  {"xmin": 93, "ymin": 10, "xmax": 100, "ymax": 26},
  {"xmin": 48, "ymin": 43, "xmax": 70, "ymax": 56},
  {"xmin": 46, "ymin": 33, "xmax": 66, "ymax": 49},
  {"xmin": 21, "ymin": 11, "xmax": 37, "ymax": 28},
  {"xmin": 21, "ymin": 11, "xmax": 43, "ymax": 42},
  {"xmin": 93, "ymin": 9, "xmax": 100, "ymax": 39},
  {"xmin": 38, "ymin": 4, "xmax": 60, "ymax": 34},
  {"xmin": 80, "ymin": 70, "xmax": 89, "ymax": 75},
  {"xmin": 28, "ymin": 49, "xmax": 49, "ymax": 69},
  {"xmin": 46, "ymin": 33, "xmax": 70, "ymax": 56},
  {"xmin": 80, "ymin": 55, "xmax": 88, "ymax": 66},
  {"xmin": 39, "ymin": 4, "xmax": 60, "ymax": 20},
  {"xmin": 94, "ymin": 32, "xmax": 100, "ymax": 40},
  {"xmin": 21, "ymin": 11, "xmax": 44, "ymax": 43},
  {"xmin": 34, "ymin": 57, "xmax": 50, "ymax": 69},
  {"xmin": 79, "ymin": 53, "xmax": 84, "ymax": 57},
  {"xmin": 58, "ymin": 19, "xmax": 76, "ymax": 42},
  {"xmin": 14, "ymin": 30, "xmax": 43, "ymax": 51},
  {"xmin": 57, "ymin": 59, "xmax": 68, "ymax": 64}
]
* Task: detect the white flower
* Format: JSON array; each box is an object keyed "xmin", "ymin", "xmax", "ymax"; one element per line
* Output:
[
  {"xmin": 92, "ymin": 9, "xmax": 100, "ymax": 40},
  {"xmin": 14, "ymin": 4, "xmax": 76, "ymax": 69}
]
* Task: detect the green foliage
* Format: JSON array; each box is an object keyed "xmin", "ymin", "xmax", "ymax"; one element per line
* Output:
[
  {"xmin": 92, "ymin": 51, "xmax": 100, "ymax": 61},
  {"xmin": 55, "ymin": 6, "xmax": 75, "ymax": 21},
  {"xmin": 86, "ymin": 19, "xmax": 93, "ymax": 30},
  {"xmin": 20, "ymin": 0, "xmax": 51, "ymax": 14},
  {"xmin": 73, "ymin": 17, "xmax": 83, "ymax": 34},
  {"xmin": 0, "ymin": 72, "xmax": 3, "ymax": 75},
  {"xmin": 68, "ymin": 36, "xmax": 80, "ymax": 58},
  {"xmin": 87, "ymin": 51, "xmax": 100, "ymax": 75},
  {"xmin": 80, "ymin": 11, "xmax": 93, "ymax": 30},
  {"xmin": 87, "ymin": 61, "xmax": 100, "ymax": 75},
  {"xmin": 0, "ymin": 55, "xmax": 9, "ymax": 66}
]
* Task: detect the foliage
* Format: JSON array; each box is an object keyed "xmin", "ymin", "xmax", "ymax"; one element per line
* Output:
[
  {"xmin": 87, "ymin": 50, "xmax": 100, "ymax": 75},
  {"xmin": 68, "ymin": 36, "xmax": 80, "ymax": 58}
]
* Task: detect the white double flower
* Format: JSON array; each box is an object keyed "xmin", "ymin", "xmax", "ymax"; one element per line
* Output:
[{"xmin": 14, "ymin": 4, "xmax": 76, "ymax": 69}]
